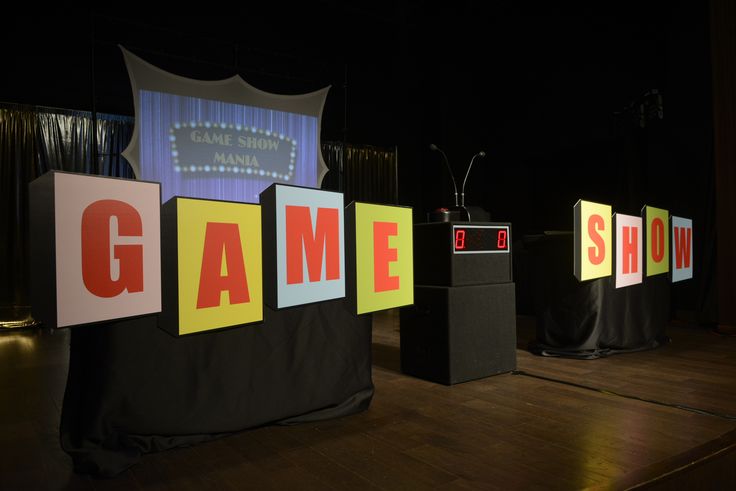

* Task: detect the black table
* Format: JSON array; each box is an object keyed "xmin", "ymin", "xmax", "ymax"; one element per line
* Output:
[
  {"xmin": 60, "ymin": 299, "xmax": 372, "ymax": 476},
  {"xmin": 515, "ymin": 233, "xmax": 670, "ymax": 358}
]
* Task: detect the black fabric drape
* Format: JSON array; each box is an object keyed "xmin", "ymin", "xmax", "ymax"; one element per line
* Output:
[
  {"xmin": 321, "ymin": 141, "xmax": 398, "ymax": 205},
  {"xmin": 96, "ymin": 114, "xmax": 135, "ymax": 178},
  {"xmin": 35, "ymin": 108, "xmax": 134, "ymax": 176},
  {"xmin": 0, "ymin": 108, "xmax": 39, "ymax": 322},
  {"xmin": 61, "ymin": 299, "xmax": 373, "ymax": 477},
  {"xmin": 0, "ymin": 103, "xmax": 133, "ymax": 324},
  {"xmin": 518, "ymin": 234, "xmax": 670, "ymax": 359},
  {"xmin": 320, "ymin": 141, "xmax": 344, "ymax": 192},
  {"xmin": 345, "ymin": 144, "xmax": 398, "ymax": 205}
]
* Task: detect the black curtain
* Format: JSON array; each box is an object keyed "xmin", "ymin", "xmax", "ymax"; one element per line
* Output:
[
  {"xmin": 0, "ymin": 107, "xmax": 39, "ymax": 325},
  {"xmin": 711, "ymin": 0, "xmax": 736, "ymax": 330},
  {"xmin": 321, "ymin": 141, "xmax": 398, "ymax": 205},
  {"xmin": 320, "ymin": 141, "xmax": 343, "ymax": 192},
  {"xmin": 0, "ymin": 103, "xmax": 133, "ymax": 325},
  {"xmin": 35, "ymin": 110, "xmax": 133, "ymax": 178}
]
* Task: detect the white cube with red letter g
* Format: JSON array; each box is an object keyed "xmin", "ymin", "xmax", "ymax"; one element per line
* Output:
[{"xmin": 30, "ymin": 171, "xmax": 161, "ymax": 328}]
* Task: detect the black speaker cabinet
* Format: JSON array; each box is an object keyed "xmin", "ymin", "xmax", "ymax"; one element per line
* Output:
[
  {"xmin": 413, "ymin": 222, "xmax": 512, "ymax": 286},
  {"xmin": 400, "ymin": 283, "xmax": 517, "ymax": 385}
]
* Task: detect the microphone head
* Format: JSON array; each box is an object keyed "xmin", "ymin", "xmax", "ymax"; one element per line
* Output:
[
  {"xmin": 429, "ymin": 143, "xmax": 438, "ymax": 151},
  {"xmin": 479, "ymin": 151, "xmax": 486, "ymax": 157}
]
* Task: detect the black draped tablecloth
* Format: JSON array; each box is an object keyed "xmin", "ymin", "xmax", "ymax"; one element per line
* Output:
[
  {"xmin": 60, "ymin": 298, "xmax": 372, "ymax": 476},
  {"xmin": 515, "ymin": 233, "xmax": 670, "ymax": 358}
]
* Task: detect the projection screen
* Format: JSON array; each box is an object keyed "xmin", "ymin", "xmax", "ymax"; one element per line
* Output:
[{"xmin": 121, "ymin": 47, "xmax": 329, "ymax": 203}]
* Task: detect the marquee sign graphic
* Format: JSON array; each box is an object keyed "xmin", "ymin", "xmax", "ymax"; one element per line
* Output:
[{"xmin": 170, "ymin": 123, "xmax": 298, "ymax": 181}]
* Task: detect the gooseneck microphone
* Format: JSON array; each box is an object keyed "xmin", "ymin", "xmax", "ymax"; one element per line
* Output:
[
  {"xmin": 460, "ymin": 151, "xmax": 486, "ymax": 207},
  {"xmin": 429, "ymin": 143, "xmax": 459, "ymax": 206}
]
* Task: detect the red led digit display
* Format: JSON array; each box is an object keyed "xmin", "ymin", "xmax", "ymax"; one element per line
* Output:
[
  {"xmin": 497, "ymin": 230, "xmax": 507, "ymax": 249},
  {"xmin": 455, "ymin": 229, "xmax": 466, "ymax": 250},
  {"xmin": 453, "ymin": 226, "xmax": 510, "ymax": 253}
]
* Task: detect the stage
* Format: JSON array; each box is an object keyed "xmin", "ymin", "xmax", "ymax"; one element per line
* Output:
[{"xmin": 1, "ymin": 311, "xmax": 734, "ymax": 490}]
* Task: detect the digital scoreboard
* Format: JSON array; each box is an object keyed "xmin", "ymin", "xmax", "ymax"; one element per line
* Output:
[
  {"xmin": 413, "ymin": 222, "xmax": 512, "ymax": 287},
  {"xmin": 453, "ymin": 225, "xmax": 510, "ymax": 253}
]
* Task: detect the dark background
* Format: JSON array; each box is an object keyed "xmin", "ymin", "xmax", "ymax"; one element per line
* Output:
[{"xmin": 0, "ymin": 2, "xmax": 717, "ymax": 319}]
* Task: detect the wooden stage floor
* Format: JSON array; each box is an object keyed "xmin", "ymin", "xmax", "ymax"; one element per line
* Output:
[{"xmin": 1, "ymin": 311, "xmax": 734, "ymax": 490}]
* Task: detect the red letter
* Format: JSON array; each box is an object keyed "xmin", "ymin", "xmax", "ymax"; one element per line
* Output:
[
  {"xmin": 196, "ymin": 222, "xmax": 250, "ymax": 309},
  {"xmin": 286, "ymin": 206, "xmax": 340, "ymax": 284},
  {"xmin": 587, "ymin": 214, "xmax": 605, "ymax": 265},
  {"xmin": 622, "ymin": 226, "xmax": 638, "ymax": 274},
  {"xmin": 374, "ymin": 221, "xmax": 399, "ymax": 292},
  {"xmin": 674, "ymin": 227, "xmax": 691, "ymax": 269},
  {"xmin": 651, "ymin": 218, "xmax": 665, "ymax": 263},
  {"xmin": 81, "ymin": 200, "xmax": 143, "ymax": 297}
]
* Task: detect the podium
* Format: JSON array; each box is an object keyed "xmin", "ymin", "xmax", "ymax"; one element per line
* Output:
[{"xmin": 400, "ymin": 222, "xmax": 517, "ymax": 385}]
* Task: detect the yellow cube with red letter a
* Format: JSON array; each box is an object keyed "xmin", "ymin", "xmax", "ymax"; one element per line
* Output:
[{"xmin": 174, "ymin": 197, "xmax": 262, "ymax": 335}]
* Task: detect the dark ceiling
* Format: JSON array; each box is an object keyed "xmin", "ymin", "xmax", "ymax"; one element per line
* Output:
[{"xmin": 1, "ymin": 2, "xmax": 713, "ymax": 234}]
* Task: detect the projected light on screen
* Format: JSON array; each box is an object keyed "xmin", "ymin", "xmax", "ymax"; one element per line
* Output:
[
  {"xmin": 139, "ymin": 91, "xmax": 318, "ymax": 202},
  {"xmin": 121, "ymin": 47, "xmax": 329, "ymax": 203}
]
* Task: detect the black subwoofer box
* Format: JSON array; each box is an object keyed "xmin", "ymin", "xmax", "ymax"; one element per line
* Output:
[{"xmin": 400, "ymin": 283, "xmax": 517, "ymax": 385}]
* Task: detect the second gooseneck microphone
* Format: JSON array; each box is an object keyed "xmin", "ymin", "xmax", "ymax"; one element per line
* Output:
[{"xmin": 460, "ymin": 151, "xmax": 486, "ymax": 207}]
